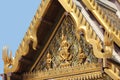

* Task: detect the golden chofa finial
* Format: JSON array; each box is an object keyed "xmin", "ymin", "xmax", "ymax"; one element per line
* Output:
[
  {"xmin": 2, "ymin": 46, "xmax": 13, "ymax": 64},
  {"xmin": 2, "ymin": 46, "xmax": 14, "ymax": 73}
]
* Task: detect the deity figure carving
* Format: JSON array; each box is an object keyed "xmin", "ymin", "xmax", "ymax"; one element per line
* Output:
[
  {"xmin": 78, "ymin": 47, "xmax": 86, "ymax": 64},
  {"xmin": 58, "ymin": 34, "xmax": 72, "ymax": 67},
  {"xmin": 46, "ymin": 52, "xmax": 52, "ymax": 69}
]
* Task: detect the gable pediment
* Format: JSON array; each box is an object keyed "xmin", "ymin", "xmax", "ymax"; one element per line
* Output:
[{"xmin": 2, "ymin": 0, "xmax": 120, "ymax": 80}]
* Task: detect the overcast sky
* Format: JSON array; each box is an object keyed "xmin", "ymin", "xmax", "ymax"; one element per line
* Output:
[{"xmin": 0, "ymin": 0, "xmax": 41, "ymax": 79}]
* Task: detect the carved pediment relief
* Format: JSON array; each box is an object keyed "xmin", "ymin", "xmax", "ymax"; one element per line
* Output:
[{"xmin": 34, "ymin": 16, "xmax": 98, "ymax": 71}]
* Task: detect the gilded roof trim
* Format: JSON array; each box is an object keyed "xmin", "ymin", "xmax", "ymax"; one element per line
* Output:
[
  {"xmin": 3, "ymin": 0, "xmax": 52, "ymax": 73},
  {"xmin": 82, "ymin": 0, "xmax": 120, "ymax": 47},
  {"xmin": 96, "ymin": 0, "xmax": 117, "ymax": 12},
  {"xmin": 2, "ymin": 1, "xmax": 120, "ymax": 79},
  {"xmin": 24, "ymin": 63, "xmax": 102, "ymax": 80}
]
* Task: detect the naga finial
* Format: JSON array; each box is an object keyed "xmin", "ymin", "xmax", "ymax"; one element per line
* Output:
[{"xmin": 2, "ymin": 46, "xmax": 13, "ymax": 65}]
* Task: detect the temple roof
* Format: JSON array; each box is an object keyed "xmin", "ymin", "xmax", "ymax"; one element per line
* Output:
[{"xmin": 2, "ymin": 0, "xmax": 120, "ymax": 75}]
